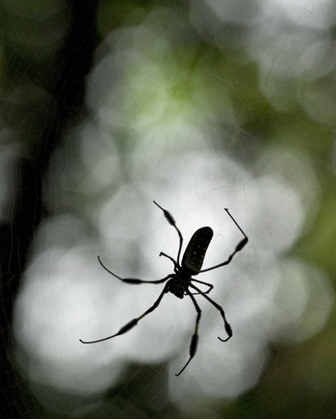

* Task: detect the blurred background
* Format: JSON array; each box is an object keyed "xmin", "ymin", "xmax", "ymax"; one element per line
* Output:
[{"xmin": 1, "ymin": 0, "xmax": 336, "ymax": 418}]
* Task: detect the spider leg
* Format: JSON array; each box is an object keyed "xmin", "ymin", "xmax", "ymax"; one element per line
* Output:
[
  {"xmin": 189, "ymin": 279, "xmax": 213, "ymax": 295},
  {"xmin": 153, "ymin": 201, "xmax": 184, "ymax": 266},
  {"xmin": 98, "ymin": 256, "xmax": 172, "ymax": 284},
  {"xmin": 159, "ymin": 252, "xmax": 178, "ymax": 271},
  {"xmin": 199, "ymin": 208, "xmax": 248, "ymax": 273},
  {"xmin": 175, "ymin": 291, "xmax": 201, "ymax": 376},
  {"xmin": 190, "ymin": 284, "xmax": 232, "ymax": 342},
  {"xmin": 80, "ymin": 283, "xmax": 170, "ymax": 344}
]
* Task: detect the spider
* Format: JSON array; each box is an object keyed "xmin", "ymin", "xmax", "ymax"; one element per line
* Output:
[{"xmin": 80, "ymin": 201, "xmax": 248, "ymax": 376}]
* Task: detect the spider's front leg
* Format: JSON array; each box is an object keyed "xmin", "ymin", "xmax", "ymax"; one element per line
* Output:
[
  {"xmin": 175, "ymin": 291, "xmax": 201, "ymax": 376},
  {"xmin": 191, "ymin": 284, "xmax": 232, "ymax": 342},
  {"xmin": 80, "ymin": 282, "xmax": 170, "ymax": 344}
]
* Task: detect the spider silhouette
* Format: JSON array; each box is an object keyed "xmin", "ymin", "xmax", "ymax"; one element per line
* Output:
[{"xmin": 80, "ymin": 201, "xmax": 248, "ymax": 376}]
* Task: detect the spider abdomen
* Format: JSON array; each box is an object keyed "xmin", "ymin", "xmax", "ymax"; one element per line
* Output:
[{"xmin": 182, "ymin": 227, "xmax": 213, "ymax": 275}]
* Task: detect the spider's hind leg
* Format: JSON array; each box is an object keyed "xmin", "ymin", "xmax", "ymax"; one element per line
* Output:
[
  {"xmin": 153, "ymin": 201, "xmax": 184, "ymax": 266},
  {"xmin": 199, "ymin": 208, "xmax": 248, "ymax": 273}
]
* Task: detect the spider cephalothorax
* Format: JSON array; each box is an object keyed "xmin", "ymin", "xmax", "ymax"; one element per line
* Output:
[{"xmin": 80, "ymin": 201, "xmax": 248, "ymax": 376}]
